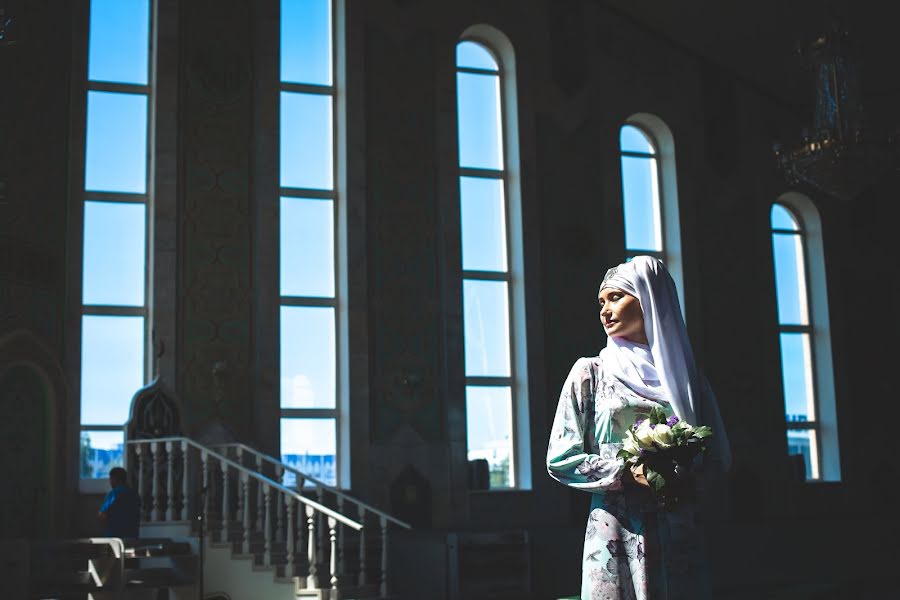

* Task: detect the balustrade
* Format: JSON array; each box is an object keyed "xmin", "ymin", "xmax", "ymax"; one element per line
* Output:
[
  {"xmin": 181, "ymin": 440, "xmax": 189, "ymax": 520},
  {"xmin": 166, "ymin": 441, "xmax": 175, "ymax": 520},
  {"xmin": 126, "ymin": 437, "xmax": 406, "ymax": 598},
  {"xmin": 241, "ymin": 472, "xmax": 251, "ymax": 555},
  {"xmin": 285, "ymin": 495, "xmax": 296, "ymax": 577}
]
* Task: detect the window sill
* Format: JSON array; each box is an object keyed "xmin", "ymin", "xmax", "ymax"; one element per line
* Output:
[{"xmin": 79, "ymin": 478, "xmax": 110, "ymax": 494}]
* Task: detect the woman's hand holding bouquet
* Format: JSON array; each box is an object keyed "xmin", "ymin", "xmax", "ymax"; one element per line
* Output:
[{"xmin": 618, "ymin": 406, "xmax": 712, "ymax": 509}]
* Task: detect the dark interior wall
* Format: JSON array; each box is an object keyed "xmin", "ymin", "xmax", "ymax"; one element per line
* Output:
[
  {"xmin": 178, "ymin": 0, "xmax": 255, "ymax": 440},
  {"xmin": 0, "ymin": 0, "xmax": 76, "ymax": 536},
  {"xmin": 2, "ymin": 0, "xmax": 899, "ymax": 595},
  {"xmin": 0, "ymin": 2, "xmax": 71, "ymax": 375}
]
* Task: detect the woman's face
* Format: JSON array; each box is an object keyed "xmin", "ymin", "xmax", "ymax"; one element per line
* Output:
[{"xmin": 598, "ymin": 287, "xmax": 648, "ymax": 344}]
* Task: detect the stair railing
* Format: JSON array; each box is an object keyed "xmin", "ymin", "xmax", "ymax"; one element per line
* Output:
[
  {"xmin": 126, "ymin": 437, "xmax": 362, "ymax": 596},
  {"xmin": 85, "ymin": 538, "xmax": 125, "ymax": 592},
  {"xmin": 213, "ymin": 441, "xmax": 411, "ymax": 595}
]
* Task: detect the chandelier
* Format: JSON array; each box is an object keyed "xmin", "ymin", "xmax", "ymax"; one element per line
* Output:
[
  {"xmin": 774, "ymin": 27, "xmax": 899, "ymax": 201},
  {"xmin": 0, "ymin": 7, "xmax": 16, "ymax": 47}
]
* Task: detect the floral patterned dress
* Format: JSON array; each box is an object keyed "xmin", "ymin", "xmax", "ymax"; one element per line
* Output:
[{"xmin": 547, "ymin": 356, "xmax": 711, "ymax": 600}]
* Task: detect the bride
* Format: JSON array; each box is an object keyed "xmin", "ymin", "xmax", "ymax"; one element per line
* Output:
[{"xmin": 547, "ymin": 256, "xmax": 731, "ymax": 600}]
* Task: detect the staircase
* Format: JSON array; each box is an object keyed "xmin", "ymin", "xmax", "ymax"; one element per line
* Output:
[{"xmin": 126, "ymin": 437, "xmax": 411, "ymax": 600}]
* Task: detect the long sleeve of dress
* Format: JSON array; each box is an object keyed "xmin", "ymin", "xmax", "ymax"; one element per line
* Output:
[{"xmin": 547, "ymin": 358, "xmax": 625, "ymax": 492}]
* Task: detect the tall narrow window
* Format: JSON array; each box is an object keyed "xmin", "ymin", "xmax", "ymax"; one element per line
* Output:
[
  {"xmin": 618, "ymin": 116, "xmax": 685, "ymax": 308},
  {"xmin": 279, "ymin": 0, "xmax": 340, "ymax": 487},
  {"xmin": 620, "ymin": 124, "xmax": 662, "ymax": 259},
  {"xmin": 457, "ymin": 33, "xmax": 529, "ymax": 490},
  {"xmin": 79, "ymin": 0, "xmax": 153, "ymax": 482},
  {"xmin": 771, "ymin": 198, "xmax": 840, "ymax": 481}
]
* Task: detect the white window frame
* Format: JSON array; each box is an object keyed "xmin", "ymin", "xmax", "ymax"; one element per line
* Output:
[
  {"xmin": 773, "ymin": 193, "xmax": 841, "ymax": 482},
  {"xmin": 277, "ymin": 0, "xmax": 349, "ymax": 488},
  {"xmin": 620, "ymin": 114, "xmax": 685, "ymax": 312},
  {"xmin": 458, "ymin": 25, "xmax": 531, "ymax": 491},
  {"xmin": 77, "ymin": 0, "xmax": 155, "ymax": 493}
]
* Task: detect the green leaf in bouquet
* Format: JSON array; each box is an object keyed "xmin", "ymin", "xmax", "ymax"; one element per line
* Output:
[
  {"xmin": 692, "ymin": 426, "xmax": 713, "ymax": 439},
  {"xmin": 617, "ymin": 449, "xmax": 634, "ymax": 460},
  {"xmin": 671, "ymin": 421, "xmax": 690, "ymax": 434},
  {"xmin": 646, "ymin": 468, "xmax": 666, "ymax": 492},
  {"xmin": 649, "ymin": 406, "xmax": 667, "ymax": 424}
]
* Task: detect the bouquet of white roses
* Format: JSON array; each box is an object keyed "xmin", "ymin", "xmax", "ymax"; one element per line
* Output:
[{"xmin": 617, "ymin": 406, "xmax": 712, "ymax": 508}]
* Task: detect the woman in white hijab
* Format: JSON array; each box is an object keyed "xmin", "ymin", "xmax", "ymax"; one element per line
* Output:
[{"xmin": 547, "ymin": 256, "xmax": 730, "ymax": 600}]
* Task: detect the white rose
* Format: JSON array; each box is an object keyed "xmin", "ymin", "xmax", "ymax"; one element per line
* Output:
[
  {"xmin": 652, "ymin": 424, "xmax": 674, "ymax": 448},
  {"xmin": 634, "ymin": 422, "xmax": 655, "ymax": 449},
  {"xmin": 622, "ymin": 436, "xmax": 641, "ymax": 456}
]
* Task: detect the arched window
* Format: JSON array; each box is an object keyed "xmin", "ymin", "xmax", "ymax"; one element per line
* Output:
[
  {"xmin": 78, "ymin": 0, "xmax": 153, "ymax": 486},
  {"xmin": 456, "ymin": 30, "xmax": 530, "ymax": 490},
  {"xmin": 771, "ymin": 196, "xmax": 840, "ymax": 481},
  {"xmin": 278, "ymin": 0, "xmax": 342, "ymax": 486},
  {"xmin": 619, "ymin": 116, "xmax": 684, "ymax": 309}
]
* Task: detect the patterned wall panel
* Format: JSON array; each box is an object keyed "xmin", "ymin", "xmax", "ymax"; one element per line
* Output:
[
  {"xmin": 179, "ymin": 0, "xmax": 254, "ymax": 437},
  {"xmin": 366, "ymin": 25, "xmax": 444, "ymax": 443}
]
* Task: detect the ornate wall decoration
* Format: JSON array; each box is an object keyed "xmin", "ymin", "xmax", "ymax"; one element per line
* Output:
[
  {"xmin": 179, "ymin": 0, "xmax": 253, "ymax": 438},
  {"xmin": 366, "ymin": 26, "xmax": 444, "ymax": 443}
]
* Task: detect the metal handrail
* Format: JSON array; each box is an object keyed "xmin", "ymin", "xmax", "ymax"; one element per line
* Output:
[
  {"xmin": 213, "ymin": 441, "xmax": 412, "ymax": 530},
  {"xmin": 126, "ymin": 436, "xmax": 363, "ymax": 531}
]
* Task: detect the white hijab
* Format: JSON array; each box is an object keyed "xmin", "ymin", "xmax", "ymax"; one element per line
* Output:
[{"xmin": 599, "ymin": 256, "xmax": 731, "ymax": 470}]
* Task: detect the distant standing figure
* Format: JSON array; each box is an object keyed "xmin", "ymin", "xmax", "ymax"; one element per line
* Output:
[{"xmin": 98, "ymin": 467, "xmax": 141, "ymax": 538}]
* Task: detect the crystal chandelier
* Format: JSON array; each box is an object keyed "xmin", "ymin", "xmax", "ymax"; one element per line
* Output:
[
  {"xmin": 0, "ymin": 7, "xmax": 16, "ymax": 47},
  {"xmin": 774, "ymin": 27, "xmax": 899, "ymax": 201}
]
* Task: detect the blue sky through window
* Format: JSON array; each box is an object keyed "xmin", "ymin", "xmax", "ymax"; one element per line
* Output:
[
  {"xmin": 280, "ymin": 198, "xmax": 334, "ymax": 297},
  {"xmin": 463, "ymin": 280, "xmax": 511, "ymax": 377},
  {"xmin": 89, "ymin": 0, "xmax": 149, "ymax": 85},
  {"xmin": 460, "ymin": 177, "xmax": 508, "ymax": 272},
  {"xmin": 81, "ymin": 430, "xmax": 125, "ymax": 479},
  {"xmin": 83, "ymin": 430, "xmax": 124, "ymax": 451},
  {"xmin": 280, "ymin": 92, "xmax": 334, "ymax": 190},
  {"xmin": 83, "ymin": 201, "xmax": 145, "ymax": 306},
  {"xmin": 457, "ymin": 41, "xmax": 498, "ymax": 71},
  {"xmin": 620, "ymin": 155, "xmax": 661, "ymax": 251},
  {"xmin": 465, "ymin": 385, "xmax": 512, "ymax": 466},
  {"xmin": 81, "ymin": 0, "xmax": 150, "ymax": 479},
  {"xmin": 80, "ymin": 316, "xmax": 145, "ymax": 424},
  {"xmin": 281, "ymin": 0, "xmax": 332, "ymax": 86},
  {"xmin": 620, "ymin": 125, "xmax": 654, "ymax": 154},
  {"xmin": 771, "ymin": 204, "xmax": 799, "ymax": 230},
  {"xmin": 457, "ymin": 72, "xmax": 503, "ymax": 170},
  {"xmin": 280, "ymin": 418, "xmax": 336, "ymax": 486},
  {"xmin": 85, "ymin": 91, "xmax": 148, "ymax": 193},
  {"xmin": 780, "ymin": 333, "xmax": 814, "ymax": 421},
  {"xmin": 280, "ymin": 306, "xmax": 336, "ymax": 409},
  {"xmin": 772, "ymin": 232, "xmax": 807, "ymax": 325},
  {"xmin": 281, "ymin": 417, "xmax": 336, "ymax": 456}
]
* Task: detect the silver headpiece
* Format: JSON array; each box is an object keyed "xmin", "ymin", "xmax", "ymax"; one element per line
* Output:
[{"xmin": 600, "ymin": 265, "xmax": 619, "ymax": 290}]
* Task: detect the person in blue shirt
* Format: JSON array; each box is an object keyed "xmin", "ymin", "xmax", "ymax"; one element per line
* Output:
[{"xmin": 98, "ymin": 467, "xmax": 141, "ymax": 538}]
